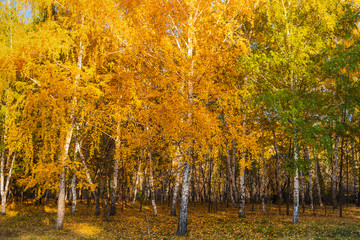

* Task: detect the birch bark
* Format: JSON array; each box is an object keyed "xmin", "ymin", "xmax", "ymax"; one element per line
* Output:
[
  {"xmin": 293, "ymin": 137, "xmax": 299, "ymax": 224},
  {"xmin": 148, "ymin": 149, "xmax": 158, "ymax": 216},
  {"xmin": 70, "ymin": 173, "xmax": 77, "ymax": 213},
  {"xmin": 170, "ymin": 145, "xmax": 182, "ymax": 216},
  {"xmin": 110, "ymin": 124, "xmax": 120, "ymax": 216},
  {"xmin": 0, "ymin": 152, "xmax": 15, "ymax": 215}
]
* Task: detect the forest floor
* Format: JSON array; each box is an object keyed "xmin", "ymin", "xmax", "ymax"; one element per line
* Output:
[{"xmin": 0, "ymin": 200, "xmax": 360, "ymax": 239}]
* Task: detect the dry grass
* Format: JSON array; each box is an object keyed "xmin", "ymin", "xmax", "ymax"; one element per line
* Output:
[{"xmin": 1, "ymin": 201, "xmax": 360, "ymax": 239}]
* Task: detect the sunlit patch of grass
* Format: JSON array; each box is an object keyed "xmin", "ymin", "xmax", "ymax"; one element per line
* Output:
[
  {"xmin": 8, "ymin": 202, "xmax": 17, "ymax": 210},
  {"xmin": 6, "ymin": 210, "xmax": 19, "ymax": 217},
  {"xmin": 72, "ymin": 223, "xmax": 102, "ymax": 237},
  {"xmin": 44, "ymin": 205, "xmax": 57, "ymax": 213},
  {"xmin": 142, "ymin": 206, "xmax": 151, "ymax": 211}
]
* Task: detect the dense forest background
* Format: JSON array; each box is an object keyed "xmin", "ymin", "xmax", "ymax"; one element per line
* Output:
[{"xmin": 1, "ymin": 0, "xmax": 360, "ymax": 236}]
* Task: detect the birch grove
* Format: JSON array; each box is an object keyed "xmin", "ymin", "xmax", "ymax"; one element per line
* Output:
[{"xmin": 0, "ymin": 0, "xmax": 360, "ymax": 235}]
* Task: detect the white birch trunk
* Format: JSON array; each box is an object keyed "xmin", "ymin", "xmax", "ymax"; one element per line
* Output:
[
  {"xmin": 170, "ymin": 145, "xmax": 182, "ymax": 216},
  {"xmin": 0, "ymin": 0, "xmax": 16, "ymax": 216},
  {"xmin": 132, "ymin": 162, "xmax": 142, "ymax": 207},
  {"xmin": 226, "ymin": 140, "xmax": 236, "ymax": 207},
  {"xmin": 309, "ymin": 164, "xmax": 314, "ymax": 210},
  {"xmin": 148, "ymin": 149, "xmax": 157, "ymax": 216},
  {"xmin": 176, "ymin": 160, "xmax": 191, "ymax": 236},
  {"xmin": 293, "ymin": 138, "xmax": 299, "ymax": 224},
  {"xmin": 238, "ymin": 165, "xmax": 246, "ymax": 218},
  {"xmin": 0, "ymin": 152, "xmax": 15, "ymax": 215},
  {"xmin": 71, "ymin": 173, "xmax": 77, "ymax": 213},
  {"xmin": 54, "ymin": 39, "xmax": 83, "ymax": 229},
  {"xmin": 110, "ymin": 126, "xmax": 120, "ymax": 216},
  {"xmin": 0, "ymin": 86, "xmax": 9, "ymax": 215},
  {"xmin": 176, "ymin": 11, "xmax": 194, "ymax": 234},
  {"xmin": 54, "ymin": 127, "xmax": 73, "ymax": 230},
  {"xmin": 238, "ymin": 111, "xmax": 247, "ymax": 218},
  {"xmin": 0, "ymin": 150, "xmax": 6, "ymax": 215}
]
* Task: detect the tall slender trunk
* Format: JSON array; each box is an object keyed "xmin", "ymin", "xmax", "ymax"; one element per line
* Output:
[
  {"xmin": 132, "ymin": 161, "xmax": 142, "ymax": 207},
  {"xmin": 54, "ymin": 127, "xmax": 73, "ymax": 230},
  {"xmin": 176, "ymin": 7, "xmax": 194, "ymax": 235},
  {"xmin": 332, "ymin": 135, "xmax": 339, "ymax": 209},
  {"xmin": 238, "ymin": 95, "xmax": 247, "ymax": 218},
  {"xmin": 71, "ymin": 173, "xmax": 77, "ymax": 213},
  {"xmin": 104, "ymin": 189, "xmax": 111, "ymax": 222},
  {"xmin": 309, "ymin": 164, "xmax": 315, "ymax": 210},
  {"xmin": 238, "ymin": 153, "xmax": 246, "ymax": 219},
  {"xmin": 110, "ymin": 126, "xmax": 120, "ymax": 216},
  {"xmin": 238, "ymin": 164, "xmax": 246, "ymax": 218},
  {"xmin": 170, "ymin": 145, "xmax": 182, "ymax": 216},
  {"xmin": 293, "ymin": 137, "xmax": 299, "ymax": 224},
  {"xmin": 148, "ymin": 148, "xmax": 157, "ymax": 216},
  {"xmin": 54, "ymin": 39, "xmax": 82, "ymax": 229},
  {"xmin": 0, "ymin": 137, "xmax": 6, "ymax": 215},
  {"xmin": 176, "ymin": 161, "xmax": 191, "ymax": 236},
  {"xmin": 283, "ymin": 0, "xmax": 299, "ymax": 223},
  {"xmin": 110, "ymin": 157, "xmax": 119, "ymax": 215},
  {"xmin": 0, "ymin": 152, "xmax": 16, "ymax": 215},
  {"xmin": 0, "ymin": 92, "xmax": 10, "ymax": 215},
  {"xmin": 0, "ymin": 2, "xmax": 13, "ymax": 216},
  {"xmin": 226, "ymin": 140, "xmax": 236, "ymax": 207},
  {"xmin": 70, "ymin": 137, "xmax": 81, "ymax": 213}
]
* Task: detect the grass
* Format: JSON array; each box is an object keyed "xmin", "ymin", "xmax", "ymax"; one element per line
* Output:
[{"xmin": 1, "ymin": 201, "xmax": 360, "ymax": 239}]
